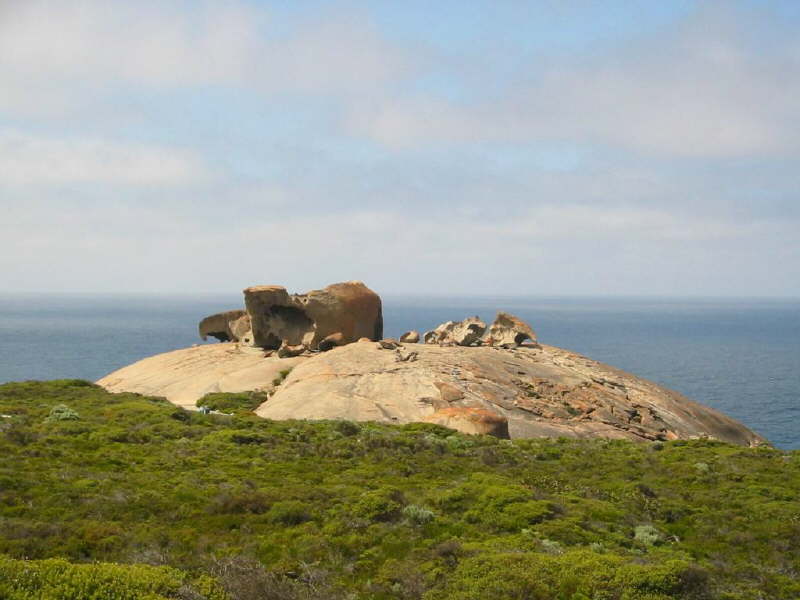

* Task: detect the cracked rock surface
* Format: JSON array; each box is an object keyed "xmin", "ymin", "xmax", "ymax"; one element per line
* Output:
[
  {"xmin": 97, "ymin": 341, "xmax": 764, "ymax": 446},
  {"xmin": 256, "ymin": 342, "xmax": 763, "ymax": 446}
]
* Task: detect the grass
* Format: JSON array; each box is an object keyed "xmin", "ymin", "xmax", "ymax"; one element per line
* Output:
[{"xmin": 0, "ymin": 380, "xmax": 798, "ymax": 599}]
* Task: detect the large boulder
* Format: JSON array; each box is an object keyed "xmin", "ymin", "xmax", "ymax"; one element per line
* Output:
[
  {"xmin": 243, "ymin": 281, "xmax": 382, "ymax": 350},
  {"xmin": 486, "ymin": 312, "xmax": 537, "ymax": 347},
  {"xmin": 198, "ymin": 310, "xmax": 247, "ymax": 342}
]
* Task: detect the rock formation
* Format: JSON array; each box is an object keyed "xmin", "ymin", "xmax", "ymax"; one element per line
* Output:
[
  {"xmin": 400, "ymin": 330, "xmax": 420, "ymax": 343},
  {"xmin": 486, "ymin": 311, "xmax": 536, "ymax": 347},
  {"xmin": 98, "ymin": 339, "xmax": 766, "ymax": 447},
  {"xmin": 197, "ymin": 281, "xmax": 383, "ymax": 350},
  {"xmin": 96, "ymin": 283, "xmax": 766, "ymax": 446},
  {"xmin": 198, "ymin": 310, "xmax": 247, "ymax": 342},
  {"xmin": 424, "ymin": 316, "xmax": 486, "ymax": 346},
  {"xmin": 421, "ymin": 312, "xmax": 538, "ymax": 348},
  {"xmin": 423, "ymin": 407, "xmax": 510, "ymax": 438}
]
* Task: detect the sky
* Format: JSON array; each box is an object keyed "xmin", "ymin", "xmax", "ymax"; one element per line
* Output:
[{"xmin": 1, "ymin": 0, "xmax": 799, "ymax": 297}]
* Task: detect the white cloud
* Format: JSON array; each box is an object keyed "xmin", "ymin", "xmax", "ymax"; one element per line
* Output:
[
  {"xmin": 350, "ymin": 6, "xmax": 800, "ymax": 158},
  {"xmin": 0, "ymin": 0, "xmax": 413, "ymax": 116},
  {"xmin": 0, "ymin": 131, "xmax": 206, "ymax": 185}
]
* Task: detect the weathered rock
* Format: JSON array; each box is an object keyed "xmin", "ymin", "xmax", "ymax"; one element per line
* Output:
[
  {"xmin": 253, "ymin": 342, "xmax": 765, "ymax": 446},
  {"xmin": 277, "ymin": 341, "xmax": 306, "ymax": 358},
  {"xmin": 486, "ymin": 312, "xmax": 537, "ymax": 347},
  {"xmin": 97, "ymin": 337, "xmax": 767, "ymax": 446},
  {"xmin": 400, "ymin": 330, "xmax": 420, "ymax": 343},
  {"xmin": 230, "ymin": 314, "xmax": 253, "ymax": 344},
  {"xmin": 96, "ymin": 344, "xmax": 306, "ymax": 409},
  {"xmin": 243, "ymin": 281, "xmax": 382, "ymax": 349},
  {"xmin": 424, "ymin": 407, "xmax": 509, "ymax": 438},
  {"xmin": 424, "ymin": 317, "xmax": 487, "ymax": 346},
  {"xmin": 198, "ymin": 310, "xmax": 247, "ymax": 342},
  {"xmin": 435, "ymin": 381, "xmax": 464, "ymax": 403},
  {"xmin": 318, "ymin": 332, "xmax": 345, "ymax": 352}
]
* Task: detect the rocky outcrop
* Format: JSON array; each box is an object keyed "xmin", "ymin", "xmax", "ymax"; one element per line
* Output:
[
  {"xmin": 400, "ymin": 330, "xmax": 420, "ymax": 343},
  {"xmin": 197, "ymin": 281, "xmax": 382, "ymax": 352},
  {"xmin": 198, "ymin": 310, "xmax": 247, "ymax": 342},
  {"xmin": 96, "ymin": 344, "xmax": 306, "ymax": 409},
  {"xmin": 424, "ymin": 407, "xmax": 509, "ymax": 438},
  {"xmin": 253, "ymin": 342, "xmax": 764, "ymax": 446},
  {"xmin": 242, "ymin": 281, "xmax": 382, "ymax": 349},
  {"xmin": 105, "ymin": 287, "xmax": 766, "ymax": 446},
  {"xmin": 424, "ymin": 317, "xmax": 486, "ymax": 346},
  {"xmin": 97, "ymin": 340, "xmax": 765, "ymax": 446},
  {"xmin": 486, "ymin": 311, "xmax": 537, "ymax": 347},
  {"xmin": 421, "ymin": 313, "xmax": 537, "ymax": 348}
]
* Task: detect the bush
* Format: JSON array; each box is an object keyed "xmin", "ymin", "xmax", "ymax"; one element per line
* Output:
[
  {"xmin": 402, "ymin": 504, "xmax": 435, "ymax": 525},
  {"xmin": 424, "ymin": 550, "xmax": 709, "ymax": 600},
  {"xmin": 0, "ymin": 381, "xmax": 797, "ymax": 599},
  {"xmin": 354, "ymin": 488, "xmax": 405, "ymax": 522},
  {"xmin": 0, "ymin": 554, "xmax": 228, "ymax": 600},
  {"xmin": 196, "ymin": 391, "xmax": 267, "ymax": 413},
  {"xmin": 267, "ymin": 500, "xmax": 312, "ymax": 525},
  {"xmin": 45, "ymin": 404, "xmax": 79, "ymax": 422},
  {"xmin": 634, "ymin": 524, "xmax": 663, "ymax": 547}
]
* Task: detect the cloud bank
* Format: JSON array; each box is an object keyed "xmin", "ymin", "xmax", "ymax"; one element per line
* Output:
[{"xmin": 1, "ymin": 0, "xmax": 798, "ymax": 296}]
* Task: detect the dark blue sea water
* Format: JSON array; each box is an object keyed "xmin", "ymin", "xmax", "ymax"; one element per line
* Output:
[{"xmin": 0, "ymin": 294, "xmax": 798, "ymax": 449}]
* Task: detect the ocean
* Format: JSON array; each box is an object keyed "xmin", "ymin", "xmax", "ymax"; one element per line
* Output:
[{"xmin": 0, "ymin": 294, "xmax": 798, "ymax": 449}]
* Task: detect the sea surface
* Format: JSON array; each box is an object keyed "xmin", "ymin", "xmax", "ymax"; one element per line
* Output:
[{"xmin": 0, "ymin": 294, "xmax": 798, "ymax": 449}]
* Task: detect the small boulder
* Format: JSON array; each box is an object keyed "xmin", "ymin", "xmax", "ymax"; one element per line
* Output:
[
  {"xmin": 424, "ymin": 317, "xmax": 486, "ymax": 346},
  {"xmin": 277, "ymin": 341, "xmax": 306, "ymax": 358},
  {"xmin": 423, "ymin": 407, "xmax": 509, "ymax": 439},
  {"xmin": 318, "ymin": 332, "xmax": 345, "ymax": 352},
  {"xmin": 399, "ymin": 330, "xmax": 420, "ymax": 343},
  {"xmin": 486, "ymin": 312, "xmax": 537, "ymax": 347},
  {"xmin": 378, "ymin": 338, "xmax": 401, "ymax": 350},
  {"xmin": 434, "ymin": 381, "xmax": 464, "ymax": 403}
]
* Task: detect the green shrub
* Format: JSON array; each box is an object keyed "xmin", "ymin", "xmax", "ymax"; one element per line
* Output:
[
  {"xmin": 0, "ymin": 554, "xmax": 228, "ymax": 599},
  {"xmin": 424, "ymin": 550, "xmax": 709, "ymax": 600},
  {"xmin": 634, "ymin": 524, "xmax": 663, "ymax": 547},
  {"xmin": 267, "ymin": 500, "xmax": 312, "ymax": 525},
  {"xmin": 354, "ymin": 487, "xmax": 405, "ymax": 522},
  {"xmin": 45, "ymin": 403, "xmax": 79, "ymax": 422},
  {"xmin": 334, "ymin": 419, "xmax": 361, "ymax": 436},
  {"xmin": 0, "ymin": 381, "xmax": 797, "ymax": 599},
  {"xmin": 196, "ymin": 391, "xmax": 266, "ymax": 413},
  {"xmin": 402, "ymin": 504, "xmax": 435, "ymax": 525}
]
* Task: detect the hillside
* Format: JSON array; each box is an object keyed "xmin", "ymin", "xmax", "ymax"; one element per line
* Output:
[{"xmin": 0, "ymin": 380, "xmax": 798, "ymax": 599}]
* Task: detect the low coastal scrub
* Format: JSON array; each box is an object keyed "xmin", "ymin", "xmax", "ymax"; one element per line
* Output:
[{"xmin": 0, "ymin": 380, "xmax": 798, "ymax": 599}]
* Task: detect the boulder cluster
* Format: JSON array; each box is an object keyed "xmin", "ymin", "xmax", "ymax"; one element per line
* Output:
[
  {"xmin": 99, "ymin": 280, "xmax": 766, "ymax": 447},
  {"xmin": 199, "ymin": 281, "xmax": 537, "ymax": 359},
  {"xmin": 417, "ymin": 312, "xmax": 537, "ymax": 348},
  {"xmin": 199, "ymin": 281, "xmax": 383, "ymax": 358}
]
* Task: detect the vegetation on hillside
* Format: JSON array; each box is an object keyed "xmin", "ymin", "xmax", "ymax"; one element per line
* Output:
[{"xmin": 0, "ymin": 380, "xmax": 798, "ymax": 599}]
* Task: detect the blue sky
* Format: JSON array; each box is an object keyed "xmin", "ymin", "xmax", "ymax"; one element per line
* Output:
[{"xmin": 1, "ymin": 0, "xmax": 798, "ymax": 296}]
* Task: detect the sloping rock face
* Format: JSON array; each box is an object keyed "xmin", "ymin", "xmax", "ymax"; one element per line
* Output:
[
  {"xmin": 255, "ymin": 342, "xmax": 764, "ymax": 446},
  {"xmin": 97, "ymin": 340, "xmax": 765, "ymax": 446},
  {"xmin": 96, "ymin": 344, "xmax": 306, "ymax": 409},
  {"xmin": 240, "ymin": 281, "xmax": 383, "ymax": 350}
]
